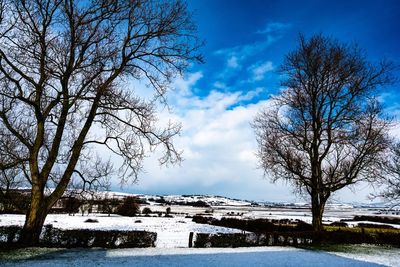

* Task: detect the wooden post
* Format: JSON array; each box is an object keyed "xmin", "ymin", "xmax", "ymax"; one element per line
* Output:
[{"xmin": 188, "ymin": 232, "xmax": 194, "ymax": 248}]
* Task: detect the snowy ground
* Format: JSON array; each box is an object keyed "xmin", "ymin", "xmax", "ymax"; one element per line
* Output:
[
  {"xmin": 324, "ymin": 244, "xmax": 400, "ymax": 267},
  {"xmin": 1, "ymin": 211, "xmax": 400, "ymax": 266},
  {"xmin": 0, "ymin": 247, "xmax": 392, "ymax": 267},
  {"xmin": 0, "ymin": 214, "xmax": 243, "ymax": 248}
]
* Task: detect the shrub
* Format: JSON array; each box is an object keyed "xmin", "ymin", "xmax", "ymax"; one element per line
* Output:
[
  {"xmin": 358, "ymin": 223, "xmax": 394, "ymax": 229},
  {"xmin": 116, "ymin": 197, "xmax": 140, "ymax": 217},
  {"xmin": 330, "ymin": 221, "xmax": 348, "ymax": 227},
  {"xmin": 353, "ymin": 215, "xmax": 400, "ymax": 225},
  {"xmin": 192, "ymin": 215, "xmax": 216, "ymax": 224},
  {"xmin": 63, "ymin": 197, "xmax": 82, "ymax": 215},
  {"xmin": 84, "ymin": 218, "xmax": 98, "ymax": 223},
  {"xmin": 98, "ymin": 198, "xmax": 120, "ymax": 216},
  {"xmin": 191, "ymin": 200, "xmax": 210, "ymax": 207},
  {"xmin": 0, "ymin": 190, "xmax": 30, "ymax": 214},
  {"xmin": 142, "ymin": 207, "xmax": 152, "ymax": 215},
  {"xmin": 295, "ymin": 220, "xmax": 314, "ymax": 231}
]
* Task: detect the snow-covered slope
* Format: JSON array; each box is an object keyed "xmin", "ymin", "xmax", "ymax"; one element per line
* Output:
[{"xmin": 86, "ymin": 191, "xmax": 254, "ymax": 207}]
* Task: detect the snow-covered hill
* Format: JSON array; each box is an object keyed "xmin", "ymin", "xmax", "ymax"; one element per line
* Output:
[{"xmin": 88, "ymin": 191, "xmax": 254, "ymax": 207}]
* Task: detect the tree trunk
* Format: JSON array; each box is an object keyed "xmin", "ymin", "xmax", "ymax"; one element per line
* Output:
[
  {"xmin": 19, "ymin": 207, "xmax": 48, "ymax": 246},
  {"xmin": 311, "ymin": 193, "xmax": 326, "ymax": 231},
  {"xmin": 18, "ymin": 186, "xmax": 49, "ymax": 246}
]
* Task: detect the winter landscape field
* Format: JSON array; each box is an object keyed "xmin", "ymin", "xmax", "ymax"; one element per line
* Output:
[
  {"xmin": 1, "ymin": 194, "xmax": 400, "ymax": 266},
  {"xmin": 1, "ymin": 0, "xmax": 400, "ymax": 266}
]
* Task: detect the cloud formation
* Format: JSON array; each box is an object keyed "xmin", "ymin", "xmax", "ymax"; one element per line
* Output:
[
  {"xmin": 256, "ymin": 22, "xmax": 291, "ymax": 35},
  {"xmin": 115, "ymin": 72, "xmax": 378, "ymax": 203},
  {"xmin": 124, "ymin": 72, "xmax": 294, "ymax": 201},
  {"xmin": 213, "ymin": 22, "xmax": 290, "ymax": 83},
  {"xmin": 248, "ymin": 61, "xmax": 274, "ymax": 81}
]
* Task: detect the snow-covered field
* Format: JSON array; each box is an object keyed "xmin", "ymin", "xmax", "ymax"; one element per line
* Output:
[
  {"xmin": 0, "ymin": 214, "xmax": 243, "ymax": 248},
  {"xmin": 1, "ymin": 201, "xmax": 400, "ymax": 248},
  {"xmin": 325, "ymin": 244, "xmax": 400, "ymax": 267},
  {"xmin": 0, "ymin": 246, "xmax": 395, "ymax": 267},
  {"xmin": 1, "ymin": 194, "xmax": 400, "ymax": 266}
]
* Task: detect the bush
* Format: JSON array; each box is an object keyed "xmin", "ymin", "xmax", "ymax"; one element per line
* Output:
[
  {"xmin": 98, "ymin": 198, "xmax": 120, "ymax": 216},
  {"xmin": 63, "ymin": 197, "xmax": 82, "ymax": 215},
  {"xmin": 0, "ymin": 191, "xmax": 30, "ymax": 214},
  {"xmin": 357, "ymin": 223, "xmax": 394, "ymax": 229},
  {"xmin": 84, "ymin": 218, "xmax": 98, "ymax": 223},
  {"xmin": 295, "ymin": 220, "xmax": 313, "ymax": 231},
  {"xmin": 353, "ymin": 215, "xmax": 400, "ymax": 225},
  {"xmin": 191, "ymin": 200, "xmax": 210, "ymax": 207},
  {"xmin": 116, "ymin": 197, "xmax": 140, "ymax": 217},
  {"xmin": 330, "ymin": 221, "xmax": 348, "ymax": 227},
  {"xmin": 193, "ymin": 215, "xmax": 216, "ymax": 224},
  {"xmin": 142, "ymin": 207, "xmax": 152, "ymax": 215}
]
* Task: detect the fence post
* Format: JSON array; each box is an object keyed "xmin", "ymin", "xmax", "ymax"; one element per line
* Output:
[{"xmin": 188, "ymin": 232, "xmax": 194, "ymax": 248}]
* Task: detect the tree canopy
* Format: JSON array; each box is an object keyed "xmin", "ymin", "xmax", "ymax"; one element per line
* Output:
[
  {"xmin": 0, "ymin": 0, "xmax": 201, "ymax": 245},
  {"xmin": 253, "ymin": 34, "xmax": 393, "ymax": 230}
]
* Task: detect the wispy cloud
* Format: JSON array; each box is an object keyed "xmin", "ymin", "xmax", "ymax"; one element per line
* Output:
[
  {"xmin": 248, "ymin": 61, "xmax": 274, "ymax": 81},
  {"xmin": 256, "ymin": 22, "xmax": 291, "ymax": 35},
  {"xmin": 213, "ymin": 22, "xmax": 290, "ymax": 81},
  {"xmin": 213, "ymin": 81, "xmax": 227, "ymax": 89},
  {"xmin": 227, "ymin": 56, "xmax": 240, "ymax": 69},
  {"xmin": 214, "ymin": 35, "xmax": 277, "ymax": 70}
]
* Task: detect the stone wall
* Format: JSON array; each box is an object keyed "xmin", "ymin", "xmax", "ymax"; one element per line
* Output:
[
  {"xmin": 194, "ymin": 231, "xmax": 400, "ymax": 248},
  {"xmin": 0, "ymin": 225, "xmax": 157, "ymax": 248}
]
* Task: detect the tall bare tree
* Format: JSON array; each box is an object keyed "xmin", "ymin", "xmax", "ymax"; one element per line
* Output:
[
  {"xmin": 253, "ymin": 34, "xmax": 393, "ymax": 231},
  {"xmin": 0, "ymin": 0, "xmax": 201, "ymax": 245},
  {"xmin": 378, "ymin": 142, "xmax": 400, "ymax": 206}
]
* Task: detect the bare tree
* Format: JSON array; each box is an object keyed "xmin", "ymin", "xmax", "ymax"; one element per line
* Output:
[
  {"xmin": 0, "ymin": 0, "xmax": 201, "ymax": 245},
  {"xmin": 253, "ymin": 34, "xmax": 393, "ymax": 231},
  {"xmin": 377, "ymin": 143, "xmax": 400, "ymax": 207},
  {"xmin": 0, "ymin": 168, "xmax": 26, "ymax": 212}
]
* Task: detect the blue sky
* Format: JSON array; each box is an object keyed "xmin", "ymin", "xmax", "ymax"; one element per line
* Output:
[{"xmin": 116, "ymin": 0, "xmax": 400, "ymax": 203}]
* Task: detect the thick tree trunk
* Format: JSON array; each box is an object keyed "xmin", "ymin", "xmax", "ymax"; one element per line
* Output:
[
  {"xmin": 19, "ymin": 208, "xmax": 48, "ymax": 246},
  {"xmin": 18, "ymin": 185, "xmax": 49, "ymax": 246},
  {"xmin": 311, "ymin": 193, "xmax": 326, "ymax": 231}
]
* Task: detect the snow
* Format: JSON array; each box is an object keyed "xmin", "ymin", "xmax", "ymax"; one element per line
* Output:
[
  {"xmin": 0, "ymin": 214, "xmax": 243, "ymax": 248},
  {"xmin": 1, "ymin": 212, "xmax": 399, "ymax": 266},
  {"xmin": 0, "ymin": 247, "xmax": 386, "ymax": 267},
  {"xmin": 327, "ymin": 244, "xmax": 400, "ymax": 267}
]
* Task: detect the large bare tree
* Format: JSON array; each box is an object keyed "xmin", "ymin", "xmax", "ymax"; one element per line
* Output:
[
  {"xmin": 0, "ymin": 0, "xmax": 201, "ymax": 245},
  {"xmin": 377, "ymin": 142, "xmax": 400, "ymax": 207},
  {"xmin": 253, "ymin": 35, "xmax": 393, "ymax": 231}
]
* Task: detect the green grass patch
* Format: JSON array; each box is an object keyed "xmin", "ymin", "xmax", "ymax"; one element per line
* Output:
[
  {"xmin": 0, "ymin": 247, "xmax": 64, "ymax": 261},
  {"xmin": 324, "ymin": 225, "xmax": 400, "ymax": 234}
]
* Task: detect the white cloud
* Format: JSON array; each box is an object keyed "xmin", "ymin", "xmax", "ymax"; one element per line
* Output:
[
  {"xmin": 256, "ymin": 22, "xmax": 291, "ymax": 35},
  {"xmin": 227, "ymin": 56, "xmax": 240, "ymax": 69},
  {"xmin": 214, "ymin": 35, "xmax": 277, "ymax": 70},
  {"xmin": 122, "ymin": 73, "xmax": 296, "ymax": 201},
  {"xmin": 249, "ymin": 61, "xmax": 274, "ymax": 81},
  {"xmin": 213, "ymin": 81, "xmax": 227, "ymax": 89},
  {"xmin": 110, "ymin": 73, "xmax": 380, "ymax": 203},
  {"xmin": 213, "ymin": 22, "xmax": 289, "ymax": 82},
  {"xmin": 172, "ymin": 71, "xmax": 203, "ymax": 96}
]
